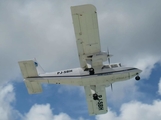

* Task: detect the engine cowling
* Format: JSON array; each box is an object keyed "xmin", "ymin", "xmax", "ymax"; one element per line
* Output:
[{"xmin": 92, "ymin": 53, "xmax": 107, "ymax": 62}]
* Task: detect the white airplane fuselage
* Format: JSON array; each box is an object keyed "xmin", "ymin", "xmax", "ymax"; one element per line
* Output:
[{"xmin": 27, "ymin": 64, "xmax": 142, "ymax": 87}]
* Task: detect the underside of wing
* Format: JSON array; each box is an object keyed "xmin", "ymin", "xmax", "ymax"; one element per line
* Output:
[
  {"xmin": 84, "ymin": 85, "xmax": 108, "ymax": 115},
  {"xmin": 71, "ymin": 4, "xmax": 102, "ymax": 69}
]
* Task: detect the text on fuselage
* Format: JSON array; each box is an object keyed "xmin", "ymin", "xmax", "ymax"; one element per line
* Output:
[{"xmin": 57, "ymin": 70, "xmax": 72, "ymax": 74}]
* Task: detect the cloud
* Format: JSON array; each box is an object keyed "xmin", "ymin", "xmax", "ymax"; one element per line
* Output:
[
  {"xmin": 96, "ymin": 100, "xmax": 161, "ymax": 120},
  {"xmin": 0, "ymin": 0, "xmax": 77, "ymax": 83},
  {"xmin": 20, "ymin": 100, "xmax": 161, "ymax": 120},
  {"xmin": 23, "ymin": 103, "xmax": 85, "ymax": 120},
  {"xmin": 1, "ymin": 82, "xmax": 161, "ymax": 120},
  {"xmin": 24, "ymin": 104, "xmax": 54, "ymax": 120},
  {"xmin": 106, "ymin": 80, "xmax": 140, "ymax": 103},
  {"xmin": 134, "ymin": 56, "xmax": 160, "ymax": 79},
  {"xmin": 0, "ymin": 84, "xmax": 14, "ymax": 120},
  {"xmin": 158, "ymin": 78, "xmax": 161, "ymax": 95},
  {"xmin": 0, "ymin": 84, "xmax": 21, "ymax": 120},
  {"xmin": 0, "ymin": 83, "xmax": 76, "ymax": 120},
  {"xmin": 23, "ymin": 104, "xmax": 72, "ymax": 120},
  {"xmin": 22, "ymin": 96, "xmax": 161, "ymax": 120}
]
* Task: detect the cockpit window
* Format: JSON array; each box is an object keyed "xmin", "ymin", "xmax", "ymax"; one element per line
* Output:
[{"xmin": 102, "ymin": 65, "xmax": 110, "ymax": 69}]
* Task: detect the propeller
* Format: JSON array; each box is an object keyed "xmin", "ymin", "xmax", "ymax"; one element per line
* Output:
[
  {"xmin": 110, "ymin": 84, "xmax": 113, "ymax": 91},
  {"xmin": 107, "ymin": 47, "xmax": 113, "ymax": 65}
]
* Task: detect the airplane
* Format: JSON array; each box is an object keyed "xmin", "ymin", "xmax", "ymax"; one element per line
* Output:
[{"xmin": 18, "ymin": 4, "xmax": 142, "ymax": 115}]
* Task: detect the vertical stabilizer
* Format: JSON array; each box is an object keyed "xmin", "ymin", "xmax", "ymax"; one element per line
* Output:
[{"xmin": 34, "ymin": 58, "xmax": 45, "ymax": 75}]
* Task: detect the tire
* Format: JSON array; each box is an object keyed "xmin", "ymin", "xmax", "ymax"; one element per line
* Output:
[
  {"xmin": 93, "ymin": 93, "xmax": 98, "ymax": 100},
  {"xmin": 135, "ymin": 76, "xmax": 140, "ymax": 81},
  {"xmin": 89, "ymin": 68, "xmax": 95, "ymax": 75}
]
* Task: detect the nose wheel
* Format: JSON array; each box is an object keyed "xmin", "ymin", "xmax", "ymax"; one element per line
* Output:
[
  {"xmin": 89, "ymin": 68, "xmax": 95, "ymax": 75},
  {"xmin": 135, "ymin": 76, "xmax": 140, "ymax": 81}
]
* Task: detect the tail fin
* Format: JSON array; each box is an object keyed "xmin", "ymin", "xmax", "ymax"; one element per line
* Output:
[
  {"xmin": 18, "ymin": 59, "xmax": 45, "ymax": 78},
  {"xmin": 34, "ymin": 58, "xmax": 45, "ymax": 75}
]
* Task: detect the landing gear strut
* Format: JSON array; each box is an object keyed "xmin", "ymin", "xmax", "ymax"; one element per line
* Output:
[
  {"xmin": 135, "ymin": 76, "xmax": 140, "ymax": 81},
  {"xmin": 89, "ymin": 68, "xmax": 95, "ymax": 75}
]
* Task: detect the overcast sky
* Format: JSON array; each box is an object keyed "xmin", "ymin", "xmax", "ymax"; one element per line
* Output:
[{"xmin": 0, "ymin": 0, "xmax": 161, "ymax": 120}]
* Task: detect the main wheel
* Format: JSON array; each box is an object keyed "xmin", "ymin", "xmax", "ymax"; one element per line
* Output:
[
  {"xmin": 135, "ymin": 76, "xmax": 140, "ymax": 81},
  {"xmin": 93, "ymin": 93, "xmax": 98, "ymax": 100},
  {"xmin": 89, "ymin": 68, "xmax": 95, "ymax": 75}
]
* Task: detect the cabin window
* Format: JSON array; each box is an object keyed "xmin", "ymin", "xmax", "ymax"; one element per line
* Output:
[
  {"xmin": 104, "ymin": 65, "xmax": 110, "ymax": 68},
  {"xmin": 111, "ymin": 64, "xmax": 118, "ymax": 68}
]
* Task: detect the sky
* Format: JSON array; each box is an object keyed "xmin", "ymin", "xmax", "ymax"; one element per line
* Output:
[{"xmin": 0, "ymin": 0, "xmax": 161, "ymax": 120}]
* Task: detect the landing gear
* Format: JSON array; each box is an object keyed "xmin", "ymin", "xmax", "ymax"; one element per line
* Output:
[
  {"xmin": 135, "ymin": 76, "xmax": 140, "ymax": 81},
  {"xmin": 93, "ymin": 93, "xmax": 102, "ymax": 100},
  {"xmin": 93, "ymin": 93, "xmax": 98, "ymax": 100},
  {"xmin": 89, "ymin": 68, "xmax": 95, "ymax": 75}
]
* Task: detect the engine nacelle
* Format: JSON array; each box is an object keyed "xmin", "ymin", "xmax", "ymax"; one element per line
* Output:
[{"xmin": 92, "ymin": 53, "xmax": 107, "ymax": 62}]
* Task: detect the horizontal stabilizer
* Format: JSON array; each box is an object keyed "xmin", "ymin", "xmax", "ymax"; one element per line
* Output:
[{"xmin": 25, "ymin": 80, "xmax": 42, "ymax": 94}]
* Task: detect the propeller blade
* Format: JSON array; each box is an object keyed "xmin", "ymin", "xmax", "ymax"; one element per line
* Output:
[
  {"xmin": 107, "ymin": 47, "xmax": 109, "ymax": 55},
  {"xmin": 108, "ymin": 58, "xmax": 110, "ymax": 64},
  {"xmin": 111, "ymin": 84, "xmax": 113, "ymax": 91},
  {"xmin": 107, "ymin": 47, "xmax": 111, "ymax": 64}
]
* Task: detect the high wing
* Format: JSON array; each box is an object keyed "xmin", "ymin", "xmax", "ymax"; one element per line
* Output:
[
  {"xmin": 71, "ymin": 4, "xmax": 102, "ymax": 69},
  {"xmin": 84, "ymin": 85, "xmax": 107, "ymax": 115}
]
